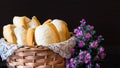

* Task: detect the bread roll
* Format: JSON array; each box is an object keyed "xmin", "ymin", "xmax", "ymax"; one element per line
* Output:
[
  {"xmin": 66, "ymin": 27, "xmax": 70, "ymax": 39},
  {"xmin": 26, "ymin": 28, "xmax": 35, "ymax": 46},
  {"xmin": 43, "ymin": 19, "xmax": 52, "ymax": 25},
  {"xmin": 51, "ymin": 19, "xmax": 70, "ymax": 41},
  {"xmin": 3, "ymin": 24, "xmax": 16, "ymax": 44},
  {"xmin": 23, "ymin": 16, "xmax": 31, "ymax": 23},
  {"xmin": 13, "ymin": 16, "xmax": 30, "ymax": 29},
  {"xmin": 14, "ymin": 27, "xmax": 27, "ymax": 45},
  {"xmin": 28, "ymin": 16, "xmax": 41, "ymax": 28},
  {"xmin": 35, "ymin": 23, "xmax": 60, "ymax": 45}
]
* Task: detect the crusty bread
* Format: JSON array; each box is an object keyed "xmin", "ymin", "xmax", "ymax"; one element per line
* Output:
[
  {"xmin": 35, "ymin": 23, "xmax": 60, "ymax": 45},
  {"xmin": 66, "ymin": 27, "xmax": 70, "ymax": 39},
  {"xmin": 51, "ymin": 19, "xmax": 70, "ymax": 41},
  {"xmin": 26, "ymin": 28, "xmax": 35, "ymax": 46},
  {"xmin": 28, "ymin": 16, "xmax": 41, "ymax": 28},
  {"xmin": 3, "ymin": 24, "xmax": 16, "ymax": 44},
  {"xmin": 14, "ymin": 27, "xmax": 27, "ymax": 45},
  {"xmin": 23, "ymin": 16, "xmax": 31, "ymax": 23},
  {"xmin": 46, "ymin": 23, "xmax": 60, "ymax": 38},
  {"xmin": 43, "ymin": 19, "xmax": 52, "ymax": 25},
  {"xmin": 13, "ymin": 16, "xmax": 30, "ymax": 29},
  {"xmin": 3, "ymin": 16, "xmax": 70, "ymax": 46}
]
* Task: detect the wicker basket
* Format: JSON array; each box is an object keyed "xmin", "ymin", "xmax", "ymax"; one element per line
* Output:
[{"xmin": 7, "ymin": 46, "xmax": 65, "ymax": 68}]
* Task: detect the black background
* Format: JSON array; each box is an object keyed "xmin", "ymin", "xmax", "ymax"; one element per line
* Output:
[{"xmin": 0, "ymin": 0, "xmax": 120, "ymax": 68}]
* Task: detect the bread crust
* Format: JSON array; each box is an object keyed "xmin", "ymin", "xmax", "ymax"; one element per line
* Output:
[
  {"xmin": 14, "ymin": 27, "xmax": 27, "ymax": 45},
  {"xmin": 51, "ymin": 19, "xmax": 70, "ymax": 41},
  {"xmin": 3, "ymin": 24, "xmax": 16, "ymax": 44},
  {"xmin": 27, "ymin": 28, "xmax": 35, "ymax": 46},
  {"xmin": 43, "ymin": 19, "xmax": 52, "ymax": 25},
  {"xmin": 13, "ymin": 16, "xmax": 29, "ymax": 29},
  {"xmin": 28, "ymin": 16, "xmax": 41, "ymax": 28},
  {"xmin": 35, "ymin": 23, "xmax": 60, "ymax": 45}
]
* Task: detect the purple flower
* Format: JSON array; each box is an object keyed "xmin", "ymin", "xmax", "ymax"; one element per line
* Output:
[
  {"xmin": 79, "ymin": 51, "xmax": 84, "ymax": 61},
  {"xmin": 90, "ymin": 41, "xmax": 98, "ymax": 48},
  {"xmin": 66, "ymin": 58, "xmax": 76, "ymax": 68},
  {"xmin": 73, "ymin": 60, "xmax": 77, "ymax": 64},
  {"xmin": 96, "ymin": 63, "xmax": 100, "ymax": 68},
  {"xmin": 80, "ymin": 19, "xmax": 86, "ymax": 25},
  {"xmin": 78, "ymin": 40, "xmax": 84, "ymax": 48},
  {"xmin": 70, "ymin": 58, "xmax": 74, "ymax": 63},
  {"xmin": 84, "ymin": 53, "xmax": 91, "ymax": 64},
  {"xmin": 87, "ymin": 65, "xmax": 90, "ymax": 68},
  {"xmin": 99, "ymin": 46, "xmax": 104, "ymax": 53},
  {"xmin": 85, "ymin": 33, "xmax": 92, "ymax": 39},
  {"xmin": 79, "ymin": 51, "xmax": 91, "ymax": 64},
  {"xmin": 78, "ymin": 26, "xmax": 81, "ymax": 29},
  {"xmin": 87, "ymin": 25, "xmax": 94, "ymax": 30},
  {"xmin": 71, "ymin": 64, "xmax": 75, "ymax": 68},
  {"xmin": 66, "ymin": 64, "xmax": 70, "ymax": 68},
  {"xmin": 76, "ymin": 30, "xmax": 83, "ymax": 36},
  {"xmin": 74, "ymin": 28, "xmax": 79, "ymax": 34},
  {"xmin": 87, "ymin": 63, "xmax": 92, "ymax": 68}
]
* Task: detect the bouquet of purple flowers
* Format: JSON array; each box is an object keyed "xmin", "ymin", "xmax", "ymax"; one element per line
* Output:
[{"xmin": 66, "ymin": 19, "xmax": 106, "ymax": 68}]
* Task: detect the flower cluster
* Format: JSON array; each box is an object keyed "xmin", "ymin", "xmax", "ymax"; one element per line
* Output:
[{"xmin": 66, "ymin": 19, "xmax": 106, "ymax": 68}]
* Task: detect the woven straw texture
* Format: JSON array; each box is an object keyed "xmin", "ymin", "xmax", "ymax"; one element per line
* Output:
[{"xmin": 7, "ymin": 46, "xmax": 65, "ymax": 68}]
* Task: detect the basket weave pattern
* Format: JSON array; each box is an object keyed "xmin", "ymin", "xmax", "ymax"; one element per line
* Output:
[{"xmin": 7, "ymin": 46, "xmax": 65, "ymax": 68}]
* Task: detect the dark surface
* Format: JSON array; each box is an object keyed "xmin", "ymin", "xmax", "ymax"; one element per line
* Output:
[{"xmin": 0, "ymin": 0, "xmax": 120, "ymax": 68}]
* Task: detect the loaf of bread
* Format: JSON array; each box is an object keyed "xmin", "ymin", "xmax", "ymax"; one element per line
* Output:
[
  {"xmin": 13, "ymin": 16, "xmax": 30, "ymax": 29},
  {"xmin": 35, "ymin": 23, "xmax": 60, "ymax": 45},
  {"xmin": 26, "ymin": 28, "xmax": 35, "ymax": 46},
  {"xmin": 51, "ymin": 19, "xmax": 70, "ymax": 42},
  {"xmin": 14, "ymin": 27, "xmax": 27, "ymax": 45},
  {"xmin": 28, "ymin": 16, "xmax": 41, "ymax": 28},
  {"xmin": 3, "ymin": 24, "xmax": 16, "ymax": 44}
]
